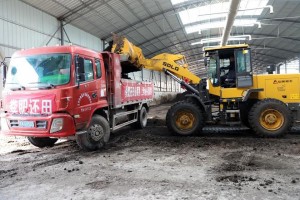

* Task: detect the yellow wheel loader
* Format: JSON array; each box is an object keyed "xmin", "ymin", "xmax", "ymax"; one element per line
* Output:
[{"xmin": 111, "ymin": 35, "xmax": 300, "ymax": 137}]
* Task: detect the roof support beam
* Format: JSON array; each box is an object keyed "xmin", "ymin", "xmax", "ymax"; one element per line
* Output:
[
  {"xmin": 221, "ymin": 0, "xmax": 241, "ymax": 46},
  {"xmin": 102, "ymin": 1, "xmax": 209, "ymax": 40},
  {"xmin": 146, "ymin": 34, "xmax": 300, "ymax": 57}
]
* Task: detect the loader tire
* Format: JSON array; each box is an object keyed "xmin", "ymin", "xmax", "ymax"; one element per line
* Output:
[
  {"xmin": 166, "ymin": 101, "xmax": 204, "ymax": 136},
  {"xmin": 76, "ymin": 115, "xmax": 110, "ymax": 151},
  {"xmin": 239, "ymin": 102, "xmax": 252, "ymax": 128},
  {"xmin": 248, "ymin": 99, "xmax": 292, "ymax": 137},
  {"xmin": 27, "ymin": 137, "xmax": 58, "ymax": 148}
]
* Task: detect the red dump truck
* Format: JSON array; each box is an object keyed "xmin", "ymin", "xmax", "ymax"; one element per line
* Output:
[{"xmin": 0, "ymin": 46, "xmax": 153, "ymax": 150}]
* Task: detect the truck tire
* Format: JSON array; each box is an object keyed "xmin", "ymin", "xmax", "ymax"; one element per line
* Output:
[
  {"xmin": 166, "ymin": 101, "xmax": 204, "ymax": 136},
  {"xmin": 76, "ymin": 115, "xmax": 110, "ymax": 151},
  {"xmin": 248, "ymin": 99, "xmax": 292, "ymax": 137},
  {"xmin": 27, "ymin": 137, "xmax": 58, "ymax": 148},
  {"xmin": 132, "ymin": 106, "xmax": 148, "ymax": 129}
]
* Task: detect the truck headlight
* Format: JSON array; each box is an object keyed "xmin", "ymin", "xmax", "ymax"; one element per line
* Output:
[
  {"xmin": 50, "ymin": 118, "xmax": 63, "ymax": 133},
  {"xmin": 1, "ymin": 117, "xmax": 9, "ymax": 131}
]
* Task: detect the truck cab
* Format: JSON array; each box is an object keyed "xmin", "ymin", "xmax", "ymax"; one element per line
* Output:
[{"xmin": 1, "ymin": 45, "xmax": 153, "ymax": 150}]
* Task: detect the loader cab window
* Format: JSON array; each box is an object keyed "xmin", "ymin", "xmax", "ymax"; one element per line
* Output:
[
  {"xmin": 219, "ymin": 51, "xmax": 236, "ymax": 88},
  {"xmin": 207, "ymin": 56, "xmax": 219, "ymax": 86},
  {"xmin": 234, "ymin": 48, "xmax": 253, "ymax": 88},
  {"xmin": 235, "ymin": 49, "xmax": 251, "ymax": 73}
]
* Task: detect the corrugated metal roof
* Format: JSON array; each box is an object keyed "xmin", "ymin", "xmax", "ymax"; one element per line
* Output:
[{"xmin": 20, "ymin": 0, "xmax": 300, "ymax": 76}]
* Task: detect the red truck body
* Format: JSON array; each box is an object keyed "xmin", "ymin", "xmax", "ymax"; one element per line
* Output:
[{"xmin": 1, "ymin": 46, "xmax": 153, "ymax": 149}]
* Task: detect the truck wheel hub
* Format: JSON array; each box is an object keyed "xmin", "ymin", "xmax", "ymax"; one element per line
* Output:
[{"xmin": 89, "ymin": 125, "xmax": 104, "ymax": 141}]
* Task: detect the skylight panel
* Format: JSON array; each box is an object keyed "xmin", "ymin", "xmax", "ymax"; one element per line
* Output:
[
  {"xmin": 170, "ymin": 0, "xmax": 189, "ymax": 5},
  {"xmin": 185, "ymin": 19, "xmax": 258, "ymax": 34},
  {"xmin": 178, "ymin": 2, "xmax": 229, "ymax": 25},
  {"xmin": 239, "ymin": 0, "xmax": 269, "ymax": 10},
  {"xmin": 177, "ymin": 0, "xmax": 269, "ymax": 26}
]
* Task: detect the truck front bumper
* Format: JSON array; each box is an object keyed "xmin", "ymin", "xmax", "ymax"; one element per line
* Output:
[{"xmin": 0, "ymin": 113, "xmax": 76, "ymax": 138}]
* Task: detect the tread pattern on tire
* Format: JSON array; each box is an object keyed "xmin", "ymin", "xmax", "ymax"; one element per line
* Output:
[
  {"xmin": 166, "ymin": 101, "xmax": 205, "ymax": 136},
  {"xmin": 27, "ymin": 137, "xmax": 58, "ymax": 148},
  {"xmin": 76, "ymin": 115, "xmax": 110, "ymax": 151},
  {"xmin": 132, "ymin": 106, "xmax": 148, "ymax": 129},
  {"xmin": 248, "ymin": 98, "xmax": 292, "ymax": 138}
]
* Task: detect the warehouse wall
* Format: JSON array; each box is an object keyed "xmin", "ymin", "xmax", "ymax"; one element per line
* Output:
[
  {"xmin": 0, "ymin": 0, "xmax": 103, "ymax": 98},
  {"xmin": 0, "ymin": 0, "xmax": 182, "ymax": 104},
  {"xmin": 128, "ymin": 69, "xmax": 184, "ymax": 105},
  {"xmin": 0, "ymin": 0, "xmax": 102, "ymax": 57},
  {"xmin": 278, "ymin": 58, "xmax": 300, "ymax": 74}
]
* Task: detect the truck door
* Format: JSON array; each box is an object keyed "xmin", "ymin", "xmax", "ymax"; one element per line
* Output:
[
  {"xmin": 234, "ymin": 48, "xmax": 253, "ymax": 88},
  {"xmin": 74, "ymin": 55, "xmax": 96, "ymax": 128}
]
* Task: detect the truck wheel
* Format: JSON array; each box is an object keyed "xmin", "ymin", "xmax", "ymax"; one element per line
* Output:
[
  {"xmin": 27, "ymin": 137, "xmax": 58, "ymax": 148},
  {"xmin": 166, "ymin": 101, "xmax": 204, "ymax": 136},
  {"xmin": 76, "ymin": 115, "xmax": 110, "ymax": 151},
  {"xmin": 132, "ymin": 106, "xmax": 148, "ymax": 129},
  {"xmin": 248, "ymin": 99, "xmax": 292, "ymax": 137}
]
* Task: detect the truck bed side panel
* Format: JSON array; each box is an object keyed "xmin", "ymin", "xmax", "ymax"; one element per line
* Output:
[{"xmin": 121, "ymin": 79, "xmax": 153, "ymax": 104}]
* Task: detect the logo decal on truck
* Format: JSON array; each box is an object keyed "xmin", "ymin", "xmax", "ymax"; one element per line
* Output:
[
  {"xmin": 77, "ymin": 93, "xmax": 92, "ymax": 106},
  {"xmin": 9, "ymin": 99, "xmax": 52, "ymax": 114}
]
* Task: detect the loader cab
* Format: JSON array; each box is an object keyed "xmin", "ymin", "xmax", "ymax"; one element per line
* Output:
[{"xmin": 205, "ymin": 45, "xmax": 253, "ymax": 89}]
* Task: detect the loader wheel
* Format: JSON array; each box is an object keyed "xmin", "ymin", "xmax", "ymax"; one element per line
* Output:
[
  {"xmin": 239, "ymin": 101, "xmax": 255, "ymax": 128},
  {"xmin": 248, "ymin": 99, "xmax": 292, "ymax": 137},
  {"xmin": 76, "ymin": 115, "xmax": 110, "ymax": 151},
  {"xmin": 27, "ymin": 137, "xmax": 58, "ymax": 148},
  {"xmin": 166, "ymin": 101, "xmax": 204, "ymax": 136},
  {"xmin": 131, "ymin": 106, "xmax": 148, "ymax": 129}
]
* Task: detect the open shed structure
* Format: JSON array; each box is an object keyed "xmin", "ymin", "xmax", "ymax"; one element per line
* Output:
[{"xmin": 13, "ymin": 0, "xmax": 300, "ymax": 76}]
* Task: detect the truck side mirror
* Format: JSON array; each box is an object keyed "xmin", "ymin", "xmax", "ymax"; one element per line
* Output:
[
  {"xmin": 1, "ymin": 60, "xmax": 8, "ymax": 87},
  {"xmin": 75, "ymin": 55, "xmax": 85, "ymax": 87}
]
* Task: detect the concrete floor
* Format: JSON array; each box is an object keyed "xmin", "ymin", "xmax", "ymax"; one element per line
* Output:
[{"xmin": 0, "ymin": 103, "xmax": 300, "ymax": 200}]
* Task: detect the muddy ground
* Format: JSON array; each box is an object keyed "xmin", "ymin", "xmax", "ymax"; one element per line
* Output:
[{"xmin": 0, "ymin": 103, "xmax": 300, "ymax": 200}]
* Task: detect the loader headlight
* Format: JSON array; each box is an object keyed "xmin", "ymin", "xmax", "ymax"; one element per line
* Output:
[{"xmin": 50, "ymin": 118, "xmax": 63, "ymax": 133}]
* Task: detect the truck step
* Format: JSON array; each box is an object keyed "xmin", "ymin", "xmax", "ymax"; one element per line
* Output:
[
  {"xmin": 112, "ymin": 119, "xmax": 138, "ymax": 131},
  {"xmin": 113, "ymin": 109, "xmax": 138, "ymax": 118}
]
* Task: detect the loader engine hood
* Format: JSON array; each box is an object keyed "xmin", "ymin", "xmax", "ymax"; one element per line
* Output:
[{"xmin": 2, "ymin": 92, "xmax": 58, "ymax": 115}]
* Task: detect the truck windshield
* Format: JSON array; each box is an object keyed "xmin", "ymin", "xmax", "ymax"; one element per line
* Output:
[{"xmin": 5, "ymin": 53, "xmax": 71, "ymax": 89}]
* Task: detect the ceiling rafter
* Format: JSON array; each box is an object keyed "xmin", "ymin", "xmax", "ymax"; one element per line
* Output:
[
  {"xmin": 146, "ymin": 35, "xmax": 300, "ymax": 58},
  {"xmin": 59, "ymin": 0, "xmax": 101, "ymax": 20},
  {"xmin": 155, "ymin": 1, "xmax": 183, "ymax": 54},
  {"xmin": 101, "ymin": 0, "xmax": 211, "ymax": 40},
  {"xmin": 173, "ymin": 46, "xmax": 285, "ymax": 63}
]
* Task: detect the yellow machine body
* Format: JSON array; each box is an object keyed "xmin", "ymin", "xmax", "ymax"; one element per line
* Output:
[
  {"xmin": 110, "ymin": 35, "xmax": 300, "ymax": 137},
  {"xmin": 208, "ymin": 74, "xmax": 300, "ymax": 103}
]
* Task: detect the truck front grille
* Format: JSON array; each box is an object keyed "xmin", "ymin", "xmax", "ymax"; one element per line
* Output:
[
  {"xmin": 9, "ymin": 120, "xmax": 19, "ymax": 127},
  {"xmin": 36, "ymin": 121, "xmax": 47, "ymax": 129},
  {"xmin": 9, "ymin": 120, "xmax": 47, "ymax": 129}
]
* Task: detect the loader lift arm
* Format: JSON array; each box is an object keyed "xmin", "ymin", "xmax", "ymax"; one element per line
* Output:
[{"xmin": 111, "ymin": 35, "xmax": 201, "ymax": 93}]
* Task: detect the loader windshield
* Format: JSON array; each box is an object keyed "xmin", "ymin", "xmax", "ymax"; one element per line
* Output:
[
  {"xmin": 6, "ymin": 53, "xmax": 71, "ymax": 90},
  {"xmin": 208, "ymin": 57, "xmax": 218, "ymax": 86}
]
